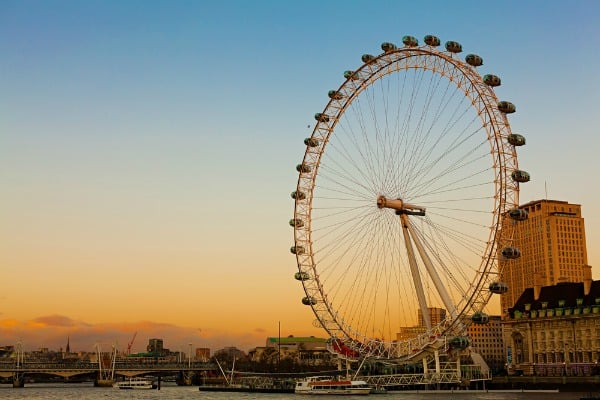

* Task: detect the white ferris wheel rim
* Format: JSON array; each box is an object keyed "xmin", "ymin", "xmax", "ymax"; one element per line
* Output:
[{"xmin": 292, "ymin": 37, "xmax": 520, "ymax": 360}]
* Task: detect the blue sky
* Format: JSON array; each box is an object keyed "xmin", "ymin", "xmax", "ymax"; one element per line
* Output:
[{"xmin": 1, "ymin": 0, "xmax": 599, "ymax": 352}]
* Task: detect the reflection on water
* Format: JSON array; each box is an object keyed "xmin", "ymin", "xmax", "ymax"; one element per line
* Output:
[{"xmin": 0, "ymin": 382, "xmax": 595, "ymax": 400}]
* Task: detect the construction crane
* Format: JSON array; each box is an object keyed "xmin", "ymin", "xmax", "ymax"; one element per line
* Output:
[{"xmin": 126, "ymin": 332, "xmax": 137, "ymax": 355}]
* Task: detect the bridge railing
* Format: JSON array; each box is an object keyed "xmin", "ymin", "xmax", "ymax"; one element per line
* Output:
[{"xmin": 0, "ymin": 361, "xmax": 217, "ymax": 373}]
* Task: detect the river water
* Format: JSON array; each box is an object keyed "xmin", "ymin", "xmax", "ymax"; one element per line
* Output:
[{"xmin": 0, "ymin": 383, "xmax": 594, "ymax": 400}]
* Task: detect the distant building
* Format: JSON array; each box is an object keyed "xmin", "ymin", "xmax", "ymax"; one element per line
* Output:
[
  {"xmin": 500, "ymin": 199, "xmax": 591, "ymax": 314},
  {"xmin": 395, "ymin": 308, "xmax": 445, "ymax": 343},
  {"xmin": 0, "ymin": 346, "xmax": 14, "ymax": 358},
  {"xmin": 264, "ymin": 335, "xmax": 328, "ymax": 351},
  {"xmin": 418, "ymin": 307, "xmax": 446, "ymax": 327},
  {"xmin": 147, "ymin": 338, "xmax": 163, "ymax": 353},
  {"xmin": 249, "ymin": 336, "xmax": 333, "ymax": 366},
  {"xmin": 214, "ymin": 346, "xmax": 246, "ymax": 360},
  {"xmin": 502, "ymin": 275, "xmax": 600, "ymax": 376},
  {"xmin": 146, "ymin": 338, "xmax": 170, "ymax": 356},
  {"xmin": 467, "ymin": 315, "xmax": 505, "ymax": 373},
  {"xmin": 61, "ymin": 336, "xmax": 79, "ymax": 361},
  {"xmin": 195, "ymin": 347, "xmax": 210, "ymax": 362},
  {"xmin": 394, "ymin": 327, "xmax": 424, "ymax": 343}
]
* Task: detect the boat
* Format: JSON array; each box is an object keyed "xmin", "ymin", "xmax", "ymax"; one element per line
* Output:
[
  {"xmin": 294, "ymin": 375, "xmax": 371, "ymax": 395},
  {"xmin": 198, "ymin": 376, "xmax": 296, "ymax": 393},
  {"xmin": 113, "ymin": 377, "xmax": 157, "ymax": 390}
]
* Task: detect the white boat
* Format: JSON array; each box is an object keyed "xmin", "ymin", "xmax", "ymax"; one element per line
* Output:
[
  {"xmin": 113, "ymin": 377, "xmax": 157, "ymax": 390},
  {"xmin": 295, "ymin": 376, "xmax": 371, "ymax": 395}
]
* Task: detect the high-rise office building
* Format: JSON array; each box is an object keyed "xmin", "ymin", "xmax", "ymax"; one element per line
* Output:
[
  {"xmin": 417, "ymin": 307, "xmax": 446, "ymax": 327},
  {"xmin": 147, "ymin": 338, "xmax": 164, "ymax": 354},
  {"xmin": 466, "ymin": 315, "xmax": 505, "ymax": 373},
  {"xmin": 500, "ymin": 199, "xmax": 590, "ymax": 314},
  {"xmin": 395, "ymin": 308, "xmax": 446, "ymax": 342}
]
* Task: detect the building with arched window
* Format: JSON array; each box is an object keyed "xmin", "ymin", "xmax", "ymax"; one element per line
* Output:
[{"xmin": 502, "ymin": 275, "xmax": 600, "ymax": 376}]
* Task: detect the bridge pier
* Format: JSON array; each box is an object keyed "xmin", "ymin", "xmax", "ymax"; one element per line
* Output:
[
  {"xmin": 94, "ymin": 378, "xmax": 114, "ymax": 387},
  {"xmin": 12, "ymin": 341, "xmax": 25, "ymax": 387},
  {"xmin": 176, "ymin": 370, "xmax": 194, "ymax": 386}
]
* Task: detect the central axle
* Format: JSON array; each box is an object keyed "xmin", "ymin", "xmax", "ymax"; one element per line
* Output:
[{"xmin": 376, "ymin": 195, "xmax": 426, "ymax": 216}]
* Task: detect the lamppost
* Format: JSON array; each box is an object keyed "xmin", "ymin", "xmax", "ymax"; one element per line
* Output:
[{"xmin": 178, "ymin": 345, "xmax": 185, "ymax": 364}]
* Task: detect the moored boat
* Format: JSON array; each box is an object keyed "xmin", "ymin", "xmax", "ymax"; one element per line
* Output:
[
  {"xmin": 113, "ymin": 377, "xmax": 157, "ymax": 390},
  {"xmin": 294, "ymin": 375, "xmax": 371, "ymax": 395}
]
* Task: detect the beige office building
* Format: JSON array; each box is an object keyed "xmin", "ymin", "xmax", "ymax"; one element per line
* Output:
[{"xmin": 500, "ymin": 199, "xmax": 590, "ymax": 314}]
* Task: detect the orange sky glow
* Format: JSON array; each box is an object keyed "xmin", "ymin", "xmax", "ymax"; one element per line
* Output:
[{"xmin": 2, "ymin": 2, "xmax": 600, "ymax": 356}]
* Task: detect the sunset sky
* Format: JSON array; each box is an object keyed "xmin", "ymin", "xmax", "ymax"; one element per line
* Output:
[{"xmin": 2, "ymin": 0, "xmax": 600, "ymax": 354}]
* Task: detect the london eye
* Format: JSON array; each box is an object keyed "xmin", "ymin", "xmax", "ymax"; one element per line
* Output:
[{"xmin": 290, "ymin": 35, "xmax": 529, "ymax": 361}]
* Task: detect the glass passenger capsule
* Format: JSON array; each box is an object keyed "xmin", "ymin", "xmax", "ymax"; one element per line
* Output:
[
  {"xmin": 508, "ymin": 133, "xmax": 526, "ymax": 146},
  {"xmin": 471, "ymin": 312, "xmax": 489, "ymax": 324},
  {"xmin": 501, "ymin": 247, "xmax": 521, "ymax": 259},
  {"xmin": 294, "ymin": 271, "xmax": 310, "ymax": 281},
  {"xmin": 314, "ymin": 113, "xmax": 330, "ymax": 123},
  {"xmin": 511, "ymin": 170, "xmax": 530, "ymax": 183},
  {"xmin": 304, "ymin": 137, "xmax": 320, "ymax": 147},
  {"xmin": 328, "ymin": 90, "xmax": 344, "ymax": 100},
  {"xmin": 424, "ymin": 35, "xmax": 440, "ymax": 46},
  {"xmin": 361, "ymin": 54, "xmax": 375, "ymax": 63},
  {"xmin": 343, "ymin": 70, "xmax": 359, "ymax": 80},
  {"xmin": 296, "ymin": 163, "xmax": 312, "ymax": 173},
  {"xmin": 498, "ymin": 101, "xmax": 516, "ymax": 113},
  {"xmin": 465, "ymin": 54, "xmax": 483, "ymax": 66},
  {"xmin": 449, "ymin": 336, "xmax": 469, "ymax": 349},
  {"xmin": 289, "ymin": 218, "xmax": 304, "ymax": 228},
  {"xmin": 402, "ymin": 35, "xmax": 418, "ymax": 47},
  {"xmin": 381, "ymin": 42, "xmax": 397, "ymax": 52},
  {"xmin": 445, "ymin": 41, "xmax": 462, "ymax": 53},
  {"xmin": 302, "ymin": 296, "xmax": 317, "ymax": 306},
  {"xmin": 291, "ymin": 191, "xmax": 306, "ymax": 200},
  {"xmin": 509, "ymin": 208, "xmax": 529, "ymax": 221},
  {"xmin": 489, "ymin": 281, "xmax": 508, "ymax": 294},
  {"xmin": 483, "ymin": 74, "xmax": 501, "ymax": 87},
  {"xmin": 290, "ymin": 245, "xmax": 305, "ymax": 255}
]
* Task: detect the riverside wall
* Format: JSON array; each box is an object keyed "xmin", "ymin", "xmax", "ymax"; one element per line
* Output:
[{"xmin": 487, "ymin": 376, "xmax": 600, "ymax": 392}]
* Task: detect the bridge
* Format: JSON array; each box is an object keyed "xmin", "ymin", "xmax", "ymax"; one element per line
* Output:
[
  {"xmin": 0, "ymin": 360, "xmax": 492, "ymax": 389},
  {"xmin": 0, "ymin": 361, "xmax": 218, "ymax": 387},
  {"xmin": 0, "ymin": 342, "xmax": 490, "ymax": 389}
]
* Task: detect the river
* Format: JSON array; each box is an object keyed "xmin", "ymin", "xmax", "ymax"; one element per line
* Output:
[{"xmin": 0, "ymin": 382, "xmax": 595, "ymax": 400}]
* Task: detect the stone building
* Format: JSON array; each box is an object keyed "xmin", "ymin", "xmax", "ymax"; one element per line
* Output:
[
  {"xmin": 249, "ymin": 336, "xmax": 334, "ymax": 366},
  {"xmin": 502, "ymin": 276, "xmax": 600, "ymax": 376}
]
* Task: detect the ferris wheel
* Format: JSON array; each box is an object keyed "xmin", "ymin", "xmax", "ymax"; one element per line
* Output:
[{"xmin": 290, "ymin": 35, "xmax": 530, "ymax": 361}]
